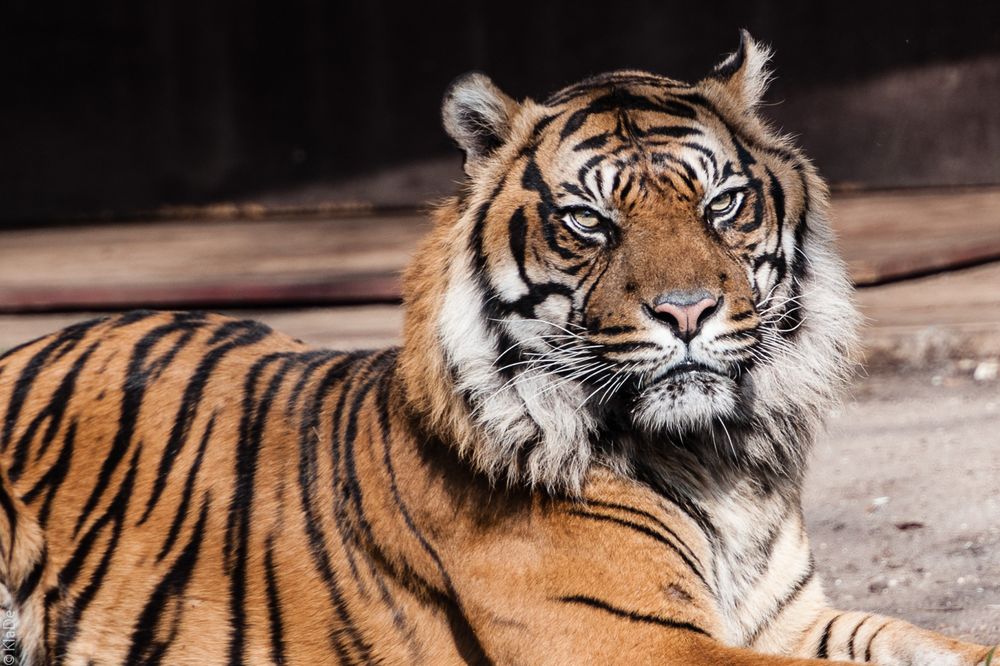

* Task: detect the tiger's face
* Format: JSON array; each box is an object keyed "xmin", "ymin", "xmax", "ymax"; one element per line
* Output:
[
  {"xmin": 405, "ymin": 32, "xmax": 857, "ymax": 490},
  {"xmin": 478, "ymin": 79, "xmax": 799, "ymax": 434}
]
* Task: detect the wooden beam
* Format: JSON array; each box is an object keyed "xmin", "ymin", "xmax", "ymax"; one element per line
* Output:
[
  {"xmin": 1, "ymin": 188, "xmax": 998, "ymax": 313},
  {"xmin": 835, "ymin": 187, "xmax": 1000, "ymax": 285}
]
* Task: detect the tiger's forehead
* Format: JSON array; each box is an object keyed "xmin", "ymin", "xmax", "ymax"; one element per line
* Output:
[
  {"xmin": 543, "ymin": 70, "xmax": 691, "ymax": 106},
  {"xmin": 529, "ymin": 76, "xmax": 743, "ymax": 208}
]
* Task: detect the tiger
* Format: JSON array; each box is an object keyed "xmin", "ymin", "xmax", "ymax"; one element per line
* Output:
[{"xmin": 0, "ymin": 30, "xmax": 994, "ymax": 665}]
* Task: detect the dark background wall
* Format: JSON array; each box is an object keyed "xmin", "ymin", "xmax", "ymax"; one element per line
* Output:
[{"xmin": 2, "ymin": 1, "xmax": 999, "ymax": 223}]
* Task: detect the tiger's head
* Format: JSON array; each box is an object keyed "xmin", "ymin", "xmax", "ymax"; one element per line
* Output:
[{"xmin": 400, "ymin": 32, "xmax": 858, "ymax": 492}]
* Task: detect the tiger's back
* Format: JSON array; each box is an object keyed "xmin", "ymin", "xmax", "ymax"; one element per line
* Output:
[{"xmin": 0, "ymin": 311, "xmax": 476, "ymax": 664}]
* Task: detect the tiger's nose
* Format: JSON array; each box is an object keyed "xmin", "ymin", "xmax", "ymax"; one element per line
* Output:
[{"xmin": 651, "ymin": 289, "xmax": 720, "ymax": 342}]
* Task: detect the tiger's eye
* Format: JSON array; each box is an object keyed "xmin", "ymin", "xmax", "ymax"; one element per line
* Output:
[
  {"xmin": 571, "ymin": 210, "xmax": 602, "ymax": 228},
  {"xmin": 709, "ymin": 192, "xmax": 734, "ymax": 213}
]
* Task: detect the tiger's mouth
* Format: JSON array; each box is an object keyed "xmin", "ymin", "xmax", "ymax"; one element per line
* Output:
[
  {"xmin": 561, "ymin": 352, "xmax": 748, "ymax": 410},
  {"xmin": 655, "ymin": 360, "xmax": 726, "ymax": 381},
  {"xmin": 643, "ymin": 358, "xmax": 746, "ymax": 388}
]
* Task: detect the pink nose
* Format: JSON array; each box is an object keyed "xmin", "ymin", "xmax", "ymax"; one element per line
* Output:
[{"xmin": 652, "ymin": 290, "xmax": 720, "ymax": 342}]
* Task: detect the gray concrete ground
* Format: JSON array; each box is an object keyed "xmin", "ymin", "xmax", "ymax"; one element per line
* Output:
[{"xmin": 806, "ymin": 369, "xmax": 1000, "ymax": 645}]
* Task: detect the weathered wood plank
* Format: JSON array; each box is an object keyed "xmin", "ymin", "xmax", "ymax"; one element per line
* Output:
[
  {"xmin": 1, "ymin": 188, "xmax": 998, "ymax": 312},
  {"xmin": 834, "ymin": 188, "xmax": 1000, "ymax": 284},
  {"xmin": 0, "ymin": 213, "xmax": 427, "ymax": 312}
]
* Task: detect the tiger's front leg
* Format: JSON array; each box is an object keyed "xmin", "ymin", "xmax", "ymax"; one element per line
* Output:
[
  {"xmin": 449, "ymin": 538, "xmax": 850, "ymax": 664},
  {"xmin": 430, "ymin": 472, "xmax": 851, "ymax": 665},
  {"xmin": 786, "ymin": 608, "xmax": 995, "ymax": 665}
]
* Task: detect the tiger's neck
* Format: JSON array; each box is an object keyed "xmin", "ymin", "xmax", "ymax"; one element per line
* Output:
[
  {"xmin": 396, "ymin": 198, "xmax": 822, "ymax": 496},
  {"xmin": 396, "ymin": 236, "xmax": 821, "ymax": 646},
  {"xmin": 397, "ymin": 198, "xmax": 604, "ymax": 492}
]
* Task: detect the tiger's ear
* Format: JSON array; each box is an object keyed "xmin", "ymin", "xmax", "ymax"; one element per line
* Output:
[
  {"xmin": 442, "ymin": 72, "xmax": 519, "ymax": 173},
  {"xmin": 707, "ymin": 29, "xmax": 773, "ymax": 110}
]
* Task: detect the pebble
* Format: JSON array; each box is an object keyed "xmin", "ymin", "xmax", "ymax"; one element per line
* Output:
[
  {"xmin": 973, "ymin": 359, "xmax": 999, "ymax": 381},
  {"xmin": 869, "ymin": 496, "xmax": 890, "ymax": 512}
]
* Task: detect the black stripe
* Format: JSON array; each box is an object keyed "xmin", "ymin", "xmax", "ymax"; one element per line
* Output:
[
  {"xmin": 637, "ymin": 481, "xmax": 718, "ymax": 542},
  {"xmin": 557, "ymin": 595, "xmax": 709, "ymax": 636},
  {"xmin": 225, "ymin": 354, "xmax": 292, "ymax": 561},
  {"xmin": 790, "ymin": 207, "xmax": 811, "ymax": 284},
  {"xmin": 577, "ymin": 255, "xmax": 612, "ymax": 320},
  {"xmin": 594, "ymin": 325, "xmax": 636, "ymax": 336},
  {"xmin": 285, "ymin": 350, "xmax": 342, "ymax": 417},
  {"xmin": 524, "ymin": 160, "xmax": 580, "ymax": 262},
  {"xmin": 747, "ymin": 509, "xmax": 792, "ymax": 576},
  {"xmin": 206, "ymin": 317, "xmax": 273, "ymax": 345},
  {"xmin": 677, "ymin": 140, "xmax": 718, "ymax": 167},
  {"xmin": 865, "ymin": 621, "xmax": 892, "ymax": 662},
  {"xmin": 753, "ymin": 251, "xmax": 782, "ymax": 272},
  {"xmin": 745, "ymin": 558, "xmax": 815, "ymax": 646},
  {"xmin": 338, "ymin": 351, "xmax": 413, "ymax": 636},
  {"xmin": 264, "ymin": 535, "xmax": 286, "ymax": 666},
  {"xmin": 585, "ymin": 500, "xmax": 704, "ymax": 570},
  {"xmin": 847, "ymin": 614, "xmax": 871, "ymax": 660},
  {"xmin": 767, "ymin": 168, "xmax": 786, "ymax": 238},
  {"xmin": 296, "ymin": 353, "xmax": 371, "ymax": 662},
  {"xmin": 125, "ymin": 494, "xmax": 211, "ymax": 664},
  {"xmin": 1, "ymin": 317, "xmax": 103, "ymax": 453},
  {"xmin": 0, "ymin": 334, "xmax": 57, "ymax": 366},
  {"xmin": 73, "ymin": 316, "xmax": 203, "ymax": 537},
  {"xmin": 560, "ymin": 108, "xmax": 591, "ymax": 141},
  {"xmin": 573, "ymin": 133, "xmax": 611, "ymax": 152},
  {"xmin": 51, "ymin": 448, "xmax": 136, "ymax": 596},
  {"xmin": 326, "ymin": 354, "xmax": 376, "ymax": 585},
  {"xmin": 531, "ymin": 113, "xmax": 560, "ymax": 136},
  {"xmin": 618, "ymin": 173, "xmax": 635, "ymax": 202},
  {"xmin": 816, "ymin": 614, "xmax": 840, "ymax": 658},
  {"xmin": 8, "ymin": 341, "xmax": 98, "ymax": 481},
  {"xmin": 155, "ymin": 413, "xmax": 214, "ymax": 562},
  {"xmin": 227, "ymin": 353, "xmax": 294, "ymax": 666},
  {"xmin": 568, "ymin": 510, "xmax": 707, "ymax": 587},
  {"xmin": 640, "ymin": 125, "xmax": 703, "ymax": 139},
  {"xmin": 376, "ymin": 371, "xmax": 494, "ymax": 665},
  {"xmin": 140, "ymin": 319, "xmax": 272, "ymax": 524},
  {"xmin": 508, "ymin": 207, "xmax": 531, "ymax": 286},
  {"xmin": 736, "ymin": 180, "xmax": 765, "ymax": 234},
  {"xmin": 0, "ymin": 482, "xmax": 18, "ymax": 559},
  {"xmin": 16, "ymin": 546, "xmax": 46, "ymax": 605},
  {"xmin": 21, "ymin": 419, "xmax": 77, "ymax": 527},
  {"xmin": 575, "ymin": 153, "xmax": 608, "ymax": 189},
  {"xmin": 110, "ymin": 309, "xmax": 160, "ymax": 329},
  {"xmin": 53, "ymin": 445, "xmax": 142, "ymax": 661}
]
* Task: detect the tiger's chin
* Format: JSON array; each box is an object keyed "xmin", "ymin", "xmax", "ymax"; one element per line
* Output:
[{"xmin": 629, "ymin": 371, "xmax": 741, "ymax": 435}]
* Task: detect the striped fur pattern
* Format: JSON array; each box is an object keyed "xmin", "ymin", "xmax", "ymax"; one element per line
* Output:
[{"xmin": 0, "ymin": 32, "xmax": 994, "ymax": 664}]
